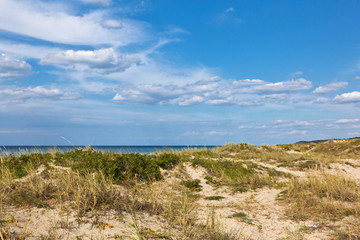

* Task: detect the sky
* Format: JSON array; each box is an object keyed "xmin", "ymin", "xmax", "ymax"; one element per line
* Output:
[{"xmin": 0, "ymin": 0, "xmax": 360, "ymax": 146}]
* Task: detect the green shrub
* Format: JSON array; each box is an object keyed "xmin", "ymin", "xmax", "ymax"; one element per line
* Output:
[
  {"xmin": 2, "ymin": 153, "xmax": 52, "ymax": 178},
  {"xmin": 191, "ymin": 158, "xmax": 271, "ymax": 190},
  {"xmin": 180, "ymin": 179, "xmax": 202, "ymax": 191},
  {"xmin": 69, "ymin": 149, "xmax": 162, "ymax": 182},
  {"xmin": 2, "ymin": 149, "xmax": 163, "ymax": 182},
  {"xmin": 204, "ymin": 175, "xmax": 217, "ymax": 184},
  {"xmin": 204, "ymin": 196, "xmax": 225, "ymax": 201},
  {"xmin": 233, "ymin": 186, "xmax": 248, "ymax": 193},
  {"xmin": 153, "ymin": 153, "xmax": 180, "ymax": 169}
]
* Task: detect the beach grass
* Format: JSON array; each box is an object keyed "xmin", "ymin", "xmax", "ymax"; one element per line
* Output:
[{"xmin": 1, "ymin": 137, "xmax": 360, "ymax": 239}]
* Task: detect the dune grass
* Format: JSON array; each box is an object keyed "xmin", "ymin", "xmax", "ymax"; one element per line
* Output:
[
  {"xmin": 0, "ymin": 149, "xmax": 244, "ymax": 240},
  {"xmin": 189, "ymin": 157, "xmax": 284, "ymax": 192},
  {"xmin": 2, "ymin": 138, "xmax": 360, "ymax": 239},
  {"xmin": 285, "ymin": 172, "xmax": 360, "ymax": 220}
]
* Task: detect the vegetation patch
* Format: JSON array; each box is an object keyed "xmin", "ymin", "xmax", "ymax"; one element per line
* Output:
[
  {"xmin": 229, "ymin": 212, "xmax": 255, "ymax": 225},
  {"xmin": 190, "ymin": 158, "xmax": 273, "ymax": 191},
  {"xmin": 204, "ymin": 175, "xmax": 217, "ymax": 185},
  {"xmin": 204, "ymin": 196, "xmax": 225, "ymax": 201},
  {"xmin": 180, "ymin": 179, "xmax": 202, "ymax": 192},
  {"xmin": 1, "ymin": 149, "xmax": 183, "ymax": 182},
  {"xmin": 285, "ymin": 173, "xmax": 359, "ymax": 220},
  {"xmin": 233, "ymin": 186, "xmax": 249, "ymax": 193}
]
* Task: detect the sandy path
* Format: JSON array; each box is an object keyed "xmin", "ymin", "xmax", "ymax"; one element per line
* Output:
[{"xmin": 182, "ymin": 162, "xmax": 331, "ymax": 240}]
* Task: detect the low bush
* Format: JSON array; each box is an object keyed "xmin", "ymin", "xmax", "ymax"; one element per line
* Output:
[
  {"xmin": 180, "ymin": 179, "xmax": 202, "ymax": 191},
  {"xmin": 204, "ymin": 196, "xmax": 225, "ymax": 201},
  {"xmin": 1, "ymin": 149, "xmax": 184, "ymax": 182},
  {"xmin": 1, "ymin": 153, "xmax": 52, "ymax": 179},
  {"xmin": 152, "ymin": 153, "xmax": 180, "ymax": 169},
  {"xmin": 191, "ymin": 158, "xmax": 272, "ymax": 190}
]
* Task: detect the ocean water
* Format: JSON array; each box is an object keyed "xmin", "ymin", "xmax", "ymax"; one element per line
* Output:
[{"xmin": 0, "ymin": 145, "xmax": 217, "ymax": 156}]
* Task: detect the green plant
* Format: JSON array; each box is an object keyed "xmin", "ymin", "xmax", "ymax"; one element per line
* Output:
[
  {"xmin": 230, "ymin": 212, "xmax": 247, "ymax": 218},
  {"xmin": 233, "ymin": 186, "xmax": 248, "ymax": 193},
  {"xmin": 229, "ymin": 212, "xmax": 254, "ymax": 224},
  {"xmin": 153, "ymin": 153, "xmax": 180, "ymax": 169},
  {"xmin": 191, "ymin": 158, "xmax": 272, "ymax": 191},
  {"xmin": 204, "ymin": 175, "xmax": 217, "ymax": 184},
  {"xmin": 204, "ymin": 196, "xmax": 225, "ymax": 201},
  {"xmin": 180, "ymin": 179, "xmax": 202, "ymax": 192}
]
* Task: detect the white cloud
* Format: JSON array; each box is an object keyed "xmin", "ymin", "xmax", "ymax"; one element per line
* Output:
[
  {"xmin": 232, "ymin": 79, "xmax": 265, "ymax": 87},
  {"xmin": 82, "ymin": 0, "xmax": 112, "ymax": 6},
  {"xmin": 334, "ymin": 91, "xmax": 360, "ymax": 103},
  {"xmin": 0, "ymin": 53, "xmax": 32, "ymax": 80},
  {"xmin": 313, "ymin": 82, "xmax": 348, "ymax": 94},
  {"xmin": 0, "ymin": 0, "xmax": 146, "ymax": 46},
  {"xmin": 206, "ymin": 131, "xmax": 233, "ymax": 136},
  {"xmin": 216, "ymin": 7, "xmax": 241, "ymax": 25},
  {"xmin": 242, "ymin": 78, "xmax": 312, "ymax": 94},
  {"xmin": 0, "ymin": 130, "xmax": 25, "ymax": 134},
  {"xmin": 314, "ymin": 97, "xmax": 330, "ymax": 104},
  {"xmin": 336, "ymin": 119, "xmax": 360, "ymax": 123},
  {"xmin": 113, "ymin": 79, "xmax": 224, "ymax": 106},
  {"xmin": 290, "ymin": 71, "xmax": 303, "ymax": 78},
  {"xmin": 287, "ymin": 130, "xmax": 307, "ymax": 135},
  {"xmin": 40, "ymin": 48, "xmax": 141, "ymax": 73},
  {"xmin": 355, "ymin": 76, "xmax": 360, "ymax": 80},
  {"xmin": 184, "ymin": 131, "xmax": 200, "ymax": 136},
  {"xmin": 112, "ymin": 76, "xmax": 317, "ymax": 106},
  {"xmin": 168, "ymin": 95, "xmax": 205, "ymax": 106},
  {"xmin": 225, "ymin": 7, "xmax": 234, "ymax": 13},
  {"xmin": 101, "ymin": 20, "xmax": 123, "ymax": 29},
  {"xmin": 0, "ymin": 40, "xmax": 61, "ymax": 59},
  {"xmin": 0, "ymin": 86, "xmax": 80, "ymax": 101}
]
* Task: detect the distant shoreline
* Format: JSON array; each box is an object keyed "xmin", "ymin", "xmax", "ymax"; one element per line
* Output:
[{"xmin": 0, "ymin": 145, "xmax": 219, "ymax": 156}]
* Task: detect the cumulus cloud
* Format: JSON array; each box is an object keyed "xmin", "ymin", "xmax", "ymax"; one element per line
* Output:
[
  {"xmin": 334, "ymin": 91, "xmax": 360, "ymax": 103},
  {"xmin": 313, "ymin": 82, "xmax": 348, "ymax": 94},
  {"xmin": 40, "ymin": 48, "xmax": 141, "ymax": 73},
  {"xmin": 0, "ymin": 86, "xmax": 80, "ymax": 101},
  {"xmin": 0, "ymin": 53, "xmax": 32, "ymax": 80},
  {"xmin": 336, "ymin": 119, "xmax": 360, "ymax": 123},
  {"xmin": 112, "ymin": 77, "xmax": 312, "ymax": 106},
  {"xmin": 113, "ymin": 78, "xmax": 233, "ymax": 106},
  {"xmin": 0, "ymin": 0, "xmax": 145, "ymax": 46},
  {"xmin": 242, "ymin": 78, "xmax": 312, "ymax": 94},
  {"xmin": 232, "ymin": 79, "xmax": 265, "ymax": 87},
  {"xmin": 314, "ymin": 97, "xmax": 330, "ymax": 104}
]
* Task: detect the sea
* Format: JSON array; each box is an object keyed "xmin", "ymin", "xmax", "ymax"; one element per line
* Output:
[{"xmin": 0, "ymin": 145, "xmax": 218, "ymax": 156}]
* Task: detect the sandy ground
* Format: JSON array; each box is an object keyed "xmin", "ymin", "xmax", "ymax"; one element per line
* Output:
[
  {"xmin": 181, "ymin": 163, "xmax": 331, "ymax": 240},
  {"xmin": 2, "ymin": 157, "xmax": 360, "ymax": 239}
]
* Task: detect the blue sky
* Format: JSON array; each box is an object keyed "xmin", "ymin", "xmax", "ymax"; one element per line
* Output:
[{"xmin": 0, "ymin": 0, "xmax": 360, "ymax": 146}]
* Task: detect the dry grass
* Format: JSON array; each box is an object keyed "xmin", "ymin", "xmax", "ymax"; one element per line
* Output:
[
  {"xmin": 1, "ymin": 163, "xmax": 122, "ymax": 216},
  {"xmin": 2, "ymin": 138, "xmax": 360, "ymax": 239},
  {"xmin": 285, "ymin": 172, "xmax": 360, "ymax": 220},
  {"xmin": 0, "ymin": 155, "xmax": 243, "ymax": 240}
]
